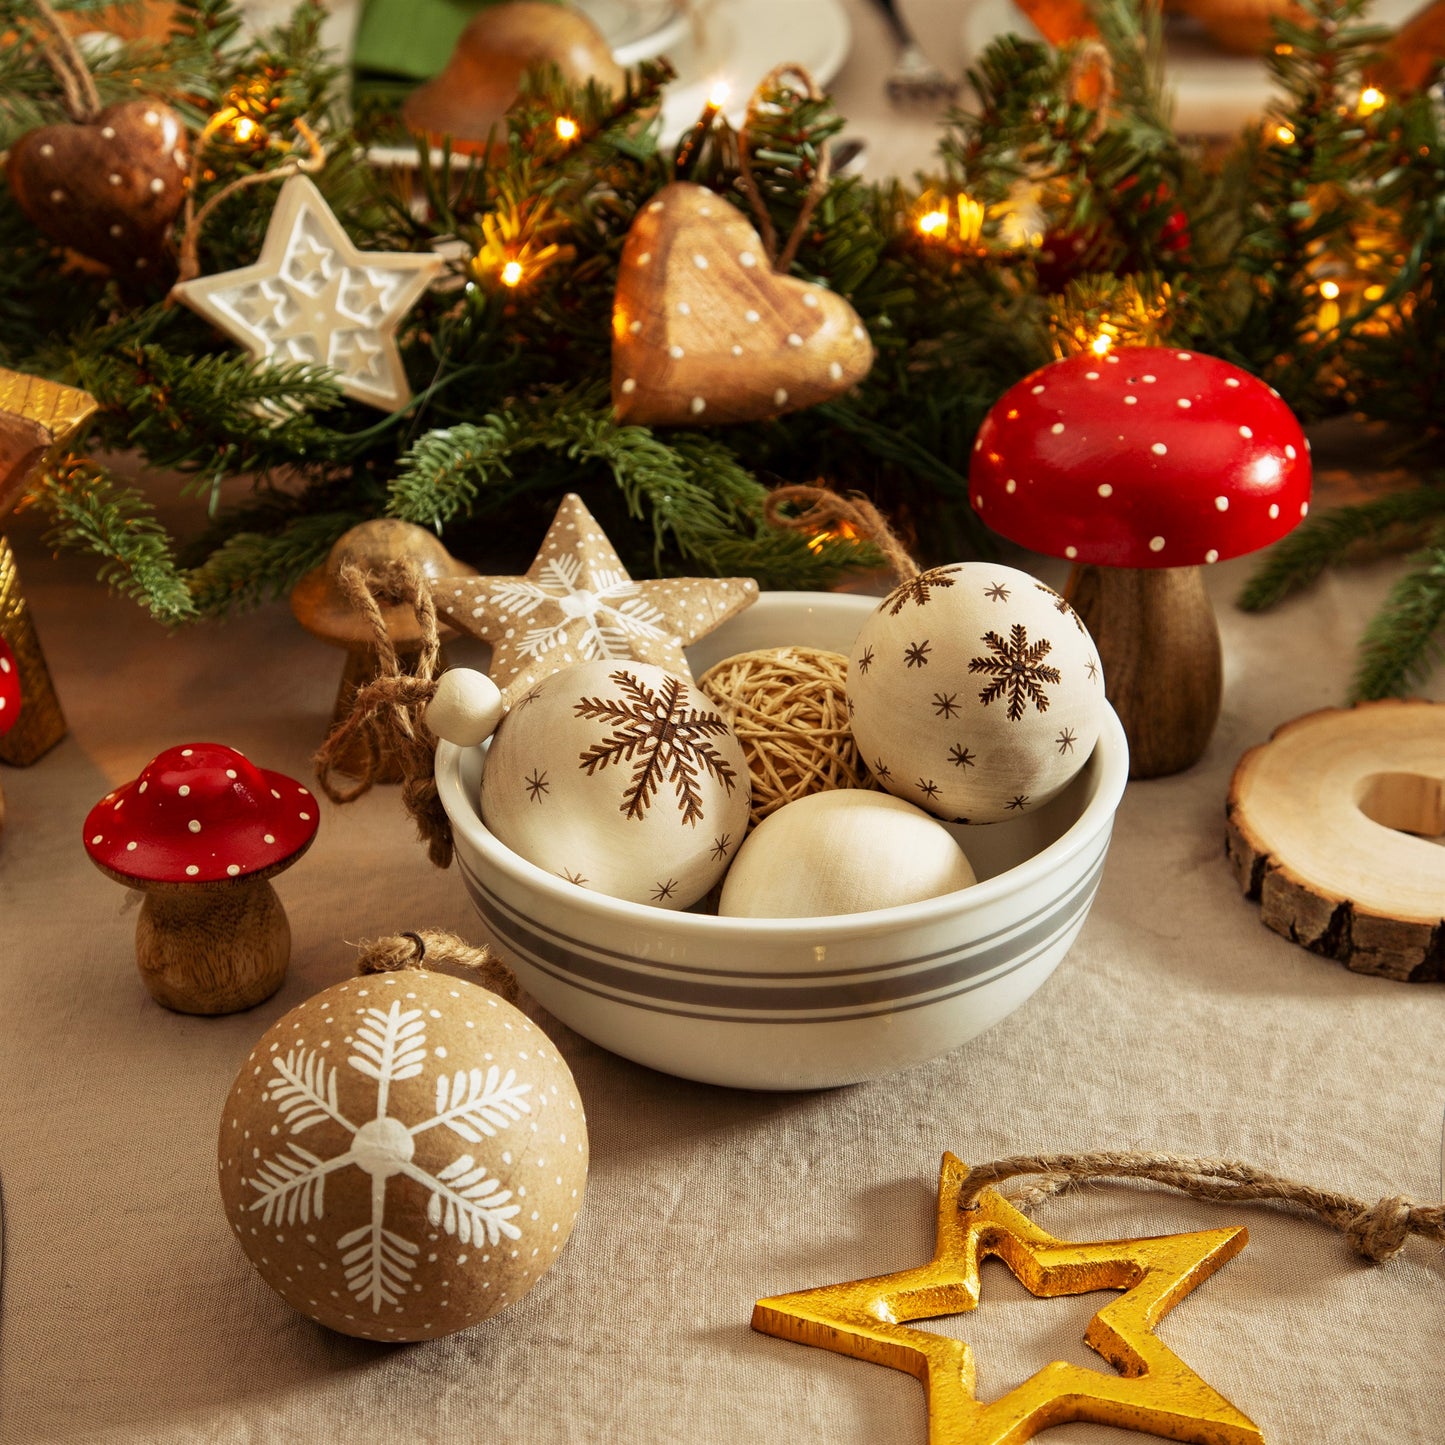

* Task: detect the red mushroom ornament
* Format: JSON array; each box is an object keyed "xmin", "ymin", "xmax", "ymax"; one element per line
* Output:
[
  {"xmin": 0, "ymin": 637, "xmax": 20, "ymax": 836},
  {"xmin": 84, "ymin": 743, "xmax": 319, "ymax": 1014},
  {"xmin": 970, "ymin": 347, "xmax": 1311, "ymax": 778}
]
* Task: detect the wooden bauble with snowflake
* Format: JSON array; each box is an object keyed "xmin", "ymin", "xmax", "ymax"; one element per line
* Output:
[
  {"xmin": 481, "ymin": 659, "xmax": 751, "ymax": 908},
  {"xmin": 218, "ymin": 969, "xmax": 588, "ymax": 1342},
  {"xmin": 847, "ymin": 562, "xmax": 1105, "ymax": 825},
  {"xmin": 611, "ymin": 183, "xmax": 874, "ymax": 426}
]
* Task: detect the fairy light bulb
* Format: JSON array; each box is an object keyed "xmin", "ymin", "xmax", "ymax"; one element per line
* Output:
[
  {"xmin": 555, "ymin": 116, "xmax": 579, "ymax": 142},
  {"xmin": 1091, "ymin": 331, "xmax": 1114, "ymax": 356},
  {"xmin": 1358, "ymin": 87, "xmax": 1386, "ymax": 116},
  {"xmin": 501, "ymin": 260, "xmax": 524, "ymax": 287},
  {"xmin": 707, "ymin": 81, "xmax": 731, "ymax": 109},
  {"xmin": 1319, "ymin": 280, "xmax": 1341, "ymax": 300},
  {"xmin": 917, "ymin": 209, "xmax": 949, "ymax": 238},
  {"xmin": 1276, "ymin": 124, "xmax": 1297, "ymax": 145}
]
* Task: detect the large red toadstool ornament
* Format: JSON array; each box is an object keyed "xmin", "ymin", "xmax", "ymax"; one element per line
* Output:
[
  {"xmin": 969, "ymin": 347, "xmax": 1311, "ymax": 778},
  {"xmin": 84, "ymin": 743, "xmax": 319, "ymax": 1014}
]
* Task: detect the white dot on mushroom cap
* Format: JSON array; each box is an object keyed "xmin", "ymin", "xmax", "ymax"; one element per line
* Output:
[
  {"xmin": 91, "ymin": 834, "xmax": 103, "ymax": 845},
  {"xmin": 1215, "ymin": 496, "xmax": 1229, "ymax": 511},
  {"xmin": 1285, "ymin": 444, "xmax": 1297, "ymax": 459},
  {"xmin": 139, "ymin": 782, "xmax": 147, "ymax": 793},
  {"xmin": 1097, "ymin": 484, "xmax": 1113, "ymax": 498},
  {"xmin": 1085, "ymin": 371, "xmax": 1099, "ymax": 380},
  {"xmin": 1269, "ymin": 503, "xmax": 1280, "ymax": 519},
  {"xmin": 226, "ymin": 769, "xmax": 237, "ymax": 779},
  {"xmin": 186, "ymin": 865, "xmax": 199, "ymax": 876},
  {"xmin": 1143, "ymin": 374, "xmax": 1157, "ymax": 383},
  {"xmin": 126, "ymin": 841, "xmax": 137, "ymax": 851},
  {"xmin": 178, "ymin": 784, "xmax": 190, "ymax": 796},
  {"xmin": 1239, "ymin": 425, "xmax": 1253, "ymax": 439},
  {"xmin": 1177, "ymin": 351, "xmax": 1193, "ymax": 360},
  {"xmin": 299, "ymin": 812, "xmax": 311, "ymax": 821},
  {"xmin": 1225, "ymin": 377, "xmax": 1241, "ymax": 388},
  {"xmin": 1149, "ymin": 536, "xmax": 1166, "ymax": 552},
  {"xmin": 974, "ymin": 494, "xmax": 984, "ymax": 508},
  {"xmin": 1177, "ymin": 398, "xmax": 1191, "ymax": 409},
  {"xmin": 1301, "ymin": 501, "xmax": 1309, "ymax": 516},
  {"xmin": 690, "ymin": 397, "xmax": 705, "ymax": 414},
  {"xmin": 1050, "ymin": 422, "xmax": 1064, "ymax": 435},
  {"xmin": 1124, "ymin": 395, "xmax": 1137, "ymax": 406},
  {"xmin": 1005, "ymin": 479, "xmax": 1016, "ymax": 494},
  {"xmin": 227, "ymin": 864, "xmax": 241, "ymax": 876},
  {"xmin": 1065, "ymin": 546, "xmax": 1078, "ymax": 559},
  {"xmin": 1151, "ymin": 442, "xmax": 1168, "ymax": 456},
  {"xmin": 621, "ymin": 378, "xmax": 636, "ymax": 394},
  {"xmin": 188, "ymin": 820, "xmax": 201, "ymax": 833},
  {"xmin": 182, "ymin": 749, "xmax": 193, "ymax": 757},
  {"xmin": 265, "ymin": 834, "xmax": 276, "ymax": 844},
  {"xmin": 1205, "ymin": 548, "xmax": 1220, "ymax": 563},
  {"xmin": 1031, "ymin": 385, "xmax": 1045, "ymax": 395}
]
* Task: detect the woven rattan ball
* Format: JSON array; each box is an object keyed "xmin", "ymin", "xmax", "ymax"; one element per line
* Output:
[{"xmin": 698, "ymin": 646, "xmax": 877, "ymax": 827}]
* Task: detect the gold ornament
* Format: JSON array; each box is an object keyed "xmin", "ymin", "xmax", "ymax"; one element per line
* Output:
[
  {"xmin": 172, "ymin": 174, "xmax": 445, "ymax": 414},
  {"xmin": 431, "ymin": 492, "xmax": 758, "ymax": 708},
  {"xmin": 0, "ymin": 367, "xmax": 98, "ymax": 764},
  {"xmin": 752, "ymin": 1153, "xmax": 1262, "ymax": 1445}
]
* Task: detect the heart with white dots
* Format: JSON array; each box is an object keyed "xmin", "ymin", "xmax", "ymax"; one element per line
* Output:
[
  {"xmin": 6, "ymin": 100, "xmax": 190, "ymax": 278},
  {"xmin": 611, "ymin": 182, "xmax": 874, "ymax": 426}
]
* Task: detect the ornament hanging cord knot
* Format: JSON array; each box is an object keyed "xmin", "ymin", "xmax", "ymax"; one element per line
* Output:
[
  {"xmin": 313, "ymin": 557, "xmax": 455, "ymax": 869},
  {"xmin": 763, "ymin": 483, "xmax": 917, "ymax": 584},
  {"xmin": 959, "ymin": 1149, "xmax": 1445, "ymax": 1264},
  {"xmin": 735, "ymin": 65, "xmax": 832, "ymax": 275},
  {"xmin": 356, "ymin": 928, "xmax": 517, "ymax": 1001},
  {"xmin": 30, "ymin": 0, "xmax": 101, "ymax": 122}
]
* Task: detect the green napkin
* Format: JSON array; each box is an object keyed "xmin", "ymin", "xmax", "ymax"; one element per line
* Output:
[{"xmin": 352, "ymin": 0, "xmax": 561, "ymax": 82}]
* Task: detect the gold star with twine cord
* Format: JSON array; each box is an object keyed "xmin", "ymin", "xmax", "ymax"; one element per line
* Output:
[
  {"xmin": 171, "ymin": 174, "xmax": 444, "ymax": 413},
  {"xmin": 431, "ymin": 492, "xmax": 758, "ymax": 708},
  {"xmin": 752, "ymin": 1153, "xmax": 1263, "ymax": 1445}
]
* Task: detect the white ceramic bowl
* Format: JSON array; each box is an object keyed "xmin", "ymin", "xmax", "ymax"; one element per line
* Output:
[{"xmin": 436, "ymin": 592, "xmax": 1128, "ymax": 1090}]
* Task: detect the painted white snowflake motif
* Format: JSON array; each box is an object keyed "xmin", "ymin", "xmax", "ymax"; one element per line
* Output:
[
  {"xmin": 246, "ymin": 999, "xmax": 532, "ymax": 1314},
  {"xmin": 489, "ymin": 554, "xmax": 669, "ymax": 663}
]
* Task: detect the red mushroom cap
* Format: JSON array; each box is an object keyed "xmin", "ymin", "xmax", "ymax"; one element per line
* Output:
[
  {"xmin": 970, "ymin": 347, "xmax": 1312, "ymax": 568},
  {"xmin": 83, "ymin": 743, "xmax": 318, "ymax": 885},
  {"xmin": 0, "ymin": 637, "xmax": 19, "ymax": 738}
]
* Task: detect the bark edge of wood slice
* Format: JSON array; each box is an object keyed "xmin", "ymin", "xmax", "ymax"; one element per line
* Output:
[{"xmin": 1225, "ymin": 698, "xmax": 1445, "ymax": 981}]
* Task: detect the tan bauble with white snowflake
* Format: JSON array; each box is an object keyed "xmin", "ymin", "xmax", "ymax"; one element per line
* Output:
[
  {"xmin": 481, "ymin": 659, "xmax": 751, "ymax": 907},
  {"xmin": 217, "ymin": 970, "xmax": 588, "ymax": 1342},
  {"xmin": 847, "ymin": 562, "xmax": 1105, "ymax": 824}
]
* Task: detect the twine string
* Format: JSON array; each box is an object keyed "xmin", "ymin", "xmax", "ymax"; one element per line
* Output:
[
  {"xmin": 31, "ymin": 0, "xmax": 101, "ymax": 121},
  {"xmin": 960, "ymin": 1150, "xmax": 1445, "ymax": 1264},
  {"xmin": 1064, "ymin": 40, "xmax": 1116, "ymax": 142},
  {"xmin": 356, "ymin": 928, "xmax": 517, "ymax": 1001},
  {"xmin": 735, "ymin": 65, "xmax": 832, "ymax": 274},
  {"xmin": 173, "ymin": 116, "xmax": 325, "ymax": 286},
  {"xmin": 763, "ymin": 482, "xmax": 918, "ymax": 583},
  {"xmin": 313, "ymin": 558, "xmax": 455, "ymax": 869}
]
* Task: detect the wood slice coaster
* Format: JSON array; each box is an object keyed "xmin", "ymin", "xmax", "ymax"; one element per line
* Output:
[{"xmin": 1226, "ymin": 699, "xmax": 1445, "ymax": 981}]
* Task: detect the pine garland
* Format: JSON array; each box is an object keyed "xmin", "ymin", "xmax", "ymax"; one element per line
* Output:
[{"xmin": 0, "ymin": 0, "xmax": 1440, "ymax": 693}]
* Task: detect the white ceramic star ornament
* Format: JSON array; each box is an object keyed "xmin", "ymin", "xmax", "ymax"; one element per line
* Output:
[
  {"xmin": 432, "ymin": 493, "xmax": 759, "ymax": 708},
  {"xmin": 171, "ymin": 175, "xmax": 445, "ymax": 413}
]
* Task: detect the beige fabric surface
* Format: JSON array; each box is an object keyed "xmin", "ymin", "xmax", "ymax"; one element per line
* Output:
[{"xmin": 2, "ymin": 457, "xmax": 1443, "ymax": 1444}]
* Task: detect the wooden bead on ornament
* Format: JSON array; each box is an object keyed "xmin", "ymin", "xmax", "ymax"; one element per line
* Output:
[
  {"xmin": 719, "ymin": 790, "xmax": 976, "ymax": 919},
  {"xmin": 847, "ymin": 562, "xmax": 1104, "ymax": 824},
  {"xmin": 481, "ymin": 660, "xmax": 750, "ymax": 907},
  {"xmin": 611, "ymin": 182, "xmax": 874, "ymax": 426},
  {"xmin": 218, "ymin": 968, "xmax": 588, "ymax": 1341},
  {"xmin": 427, "ymin": 667, "xmax": 504, "ymax": 747},
  {"xmin": 6, "ymin": 100, "xmax": 189, "ymax": 278}
]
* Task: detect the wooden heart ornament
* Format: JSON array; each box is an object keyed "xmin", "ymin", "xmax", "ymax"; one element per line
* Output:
[
  {"xmin": 611, "ymin": 183, "xmax": 874, "ymax": 426},
  {"xmin": 6, "ymin": 100, "xmax": 190, "ymax": 277}
]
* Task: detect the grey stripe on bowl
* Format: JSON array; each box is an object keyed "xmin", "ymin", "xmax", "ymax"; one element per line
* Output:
[{"xmin": 459, "ymin": 852, "xmax": 1105, "ymax": 1021}]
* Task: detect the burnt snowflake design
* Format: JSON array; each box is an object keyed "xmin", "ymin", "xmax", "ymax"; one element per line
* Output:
[
  {"xmin": 932, "ymin": 692, "xmax": 960, "ymax": 718},
  {"xmin": 917, "ymin": 778, "xmax": 941, "ymax": 801},
  {"xmin": 873, "ymin": 758, "xmax": 892, "ymax": 780},
  {"xmin": 948, "ymin": 744, "xmax": 976, "ymax": 769},
  {"xmin": 884, "ymin": 565, "xmax": 962, "ymax": 616},
  {"xmin": 984, "ymin": 582, "xmax": 1011, "ymax": 602},
  {"xmin": 524, "ymin": 768, "xmax": 550, "ymax": 802},
  {"xmin": 710, "ymin": 834, "xmax": 733, "ymax": 862},
  {"xmin": 559, "ymin": 868, "xmax": 588, "ymax": 886},
  {"xmin": 903, "ymin": 640, "xmax": 932, "ymax": 668},
  {"xmin": 514, "ymin": 684, "xmax": 546, "ymax": 710},
  {"xmin": 575, "ymin": 670, "xmax": 738, "ymax": 825},
  {"xmin": 1036, "ymin": 583, "xmax": 1087, "ymax": 634},
  {"xmin": 1006, "ymin": 794, "xmax": 1030, "ymax": 811},
  {"xmin": 651, "ymin": 878, "xmax": 678, "ymax": 901},
  {"xmin": 1056, "ymin": 728, "xmax": 1077, "ymax": 755},
  {"xmin": 969, "ymin": 624, "xmax": 1061, "ymax": 721},
  {"xmin": 1085, "ymin": 657, "xmax": 1099, "ymax": 682},
  {"xmin": 857, "ymin": 646, "xmax": 875, "ymax": 675}
]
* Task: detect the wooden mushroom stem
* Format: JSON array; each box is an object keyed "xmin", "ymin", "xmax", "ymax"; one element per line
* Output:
[
  {"xmin": 100, "ymin": 865, "xmax": 293, "ymax": 1015},
  {"xmin": 1066, "ymin": 563, "xmax": 1222, "ymax": 780}
]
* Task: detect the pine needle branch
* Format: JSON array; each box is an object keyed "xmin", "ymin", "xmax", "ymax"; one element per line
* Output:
[{"xmin": 1351, "ymin": 547, "xmax": 1445, "ymax": 700}]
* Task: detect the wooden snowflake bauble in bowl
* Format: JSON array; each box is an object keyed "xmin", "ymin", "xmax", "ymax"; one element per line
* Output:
[
  {"xmin": 218, "ymin": 968, "xmax": 588, "ymax": 1342},
  {"xmin": 480, "ymin": 659, "xmax": 750, "ymax": 908},
  {"xmin": 6, "ymin": 100, "xmax": 189, "ymax": 279},
  {"xmin": 611, "ymin": 182, "xmax": 874, "ymax": 426},
  {"xmin": 847, "ymin": 562, "xmax": 1105, "ymax": 824}
]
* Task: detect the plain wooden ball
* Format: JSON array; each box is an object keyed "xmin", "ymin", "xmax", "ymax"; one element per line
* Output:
[
  {"xmin": 218, "ymin": 970, "xmax": 588, "ymax": 1341},
  {"xmin": 718, "ymin": 789, "xmax": 976, "ymax": 918},
  {"xmin": 428, "ymin": 667, "xmax": 504, "ymax": 747}
]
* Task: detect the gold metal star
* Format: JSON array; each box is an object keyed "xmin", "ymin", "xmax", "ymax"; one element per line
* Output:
[
  {"xmin": 752, "ymin": 1153, "xmax": 1262, "ymax": 1445},
  {"xmin": 171, "ymin": 174, "xmax": 444, "ymax": 413},
  {"xmin": 431, "ymin": 492, "xmax": 758, "ymax": 708}
]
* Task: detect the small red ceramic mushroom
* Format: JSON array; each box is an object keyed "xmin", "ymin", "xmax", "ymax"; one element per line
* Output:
[
  {"xmin": 84, "ymin": 743, "xmax": 319, "ymax": 1014},
  {"xmin": 970, "ymin": 346, "xmax": 1311, "ymax": 777},
  {"xmin": 0, "ymin": 636, "xmax": 19, "ymax": 835}
]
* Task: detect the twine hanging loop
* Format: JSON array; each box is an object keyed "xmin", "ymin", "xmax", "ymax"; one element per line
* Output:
[
  {"xmin": 356, "ymin": 928, "xmax": 517, "ymax": 1001},
  {"xmin": 763, "ymin": 482, "xmax": 917, "ymax": 584}
]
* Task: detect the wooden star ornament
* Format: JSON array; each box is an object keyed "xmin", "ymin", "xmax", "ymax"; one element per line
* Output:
[
  {"xmin": 752, "ymin": 1153, "xmax": 1263, "ymax": 1445},
  {"xmin": 171, "ymin": 174, "xmax": 444, "ymax": 413},
  {"xmin": 431, "ymin": 492, "xmax": 758, "ymax": 708},
  {"xmin": 612, "ymin": 182, "xmax": 874, "ymax": 426}
]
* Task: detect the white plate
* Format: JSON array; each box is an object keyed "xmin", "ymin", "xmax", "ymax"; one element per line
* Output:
[
  {"xmin": 575, "ymin": 0, "xmax": 692, "ymax": 66},
  {"xmin": 658, "ymin": 0, "xmax": 852, "ymax": 144},
  {"xmin": 900, "ymin": 0, "xmax": 1415, "ymax": 137}
]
